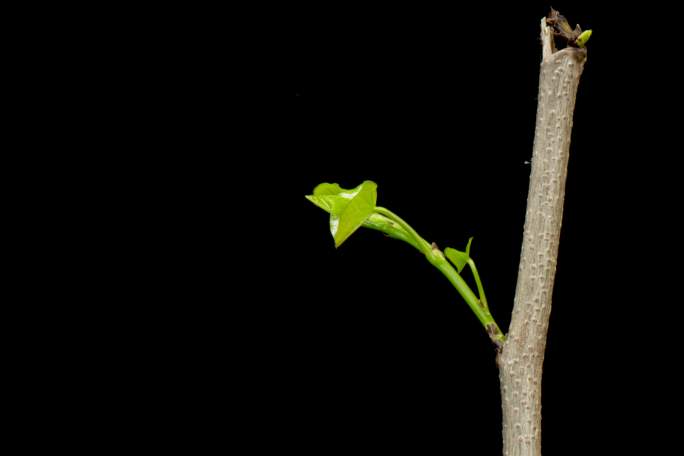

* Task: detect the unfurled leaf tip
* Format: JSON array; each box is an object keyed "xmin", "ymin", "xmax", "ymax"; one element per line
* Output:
[
  {"xmin": 576, "ymin": 29, "xmax": 592, "ymax": 48},
  {"xmin": 444, "ymin": 247, "xmax": 467, "ymax": 273}
]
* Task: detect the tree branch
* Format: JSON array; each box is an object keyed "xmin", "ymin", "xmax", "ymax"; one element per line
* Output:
[{"xmin": 498, "ymin": 16, "xmax": 587, "ymax": 456}]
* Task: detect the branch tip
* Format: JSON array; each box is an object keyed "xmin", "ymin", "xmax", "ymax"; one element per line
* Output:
[{"xmin": 544, "ymin": 8, "xmax": 590, "ymax": 56}]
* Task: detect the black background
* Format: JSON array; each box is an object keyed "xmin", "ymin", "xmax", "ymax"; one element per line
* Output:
[
  {"xmin": 11, "ymin": 2, "xmax": 679, "ymax": 451},
  {"xmin": 289, "ymin": 1, "xmax": 680, "ymax": 453}
]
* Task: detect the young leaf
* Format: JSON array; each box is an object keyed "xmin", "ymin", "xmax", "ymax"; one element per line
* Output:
[
  {"xmin": 313, "ymin": 183, "xmax": 346, "ymax": 196},
  {"xmin": 305, "ymin": 194, "xmax": 346, "ymax": 214},
  {"xmin": 305, "ymin": 184, "xmax": 357, "ymax": 215},
  {"xmin": 444, "ymin": 237, "xmax": 474, "ymax": 273},
  {"xmin": 331, "ymin": 181, "xmax": 377, "ymax": 247},
  {"xmin": 305, "ymin": 181, "xmax": 378, "ymax": 247},
  {"xmin": 575, "ymin": 29, "xmax": 592, "ymax": 48}
]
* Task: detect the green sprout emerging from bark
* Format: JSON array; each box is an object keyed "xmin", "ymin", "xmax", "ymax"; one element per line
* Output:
[{"xmin": 306, "ymin": 180, "xmax": 505, "ymax": 349}]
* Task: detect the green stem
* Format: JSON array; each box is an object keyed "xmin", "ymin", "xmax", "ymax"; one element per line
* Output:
[
  {"xmin": 362, "ymin": 213, "xmax": 420, "ymax": 250},
  {"xmin": 370, "ymin": 206, "xmax": 505, "ymax": 349},
  {"xmin": 374, "ymin": 207, "xmax": 431, "ymax": 254},
  {"xmin": 467, "ymin": 258, "xmax": 489, "ymax": 310},
  {"xmin": 429, "ymin": 254, "xmax": 505, "ymax": 348}
]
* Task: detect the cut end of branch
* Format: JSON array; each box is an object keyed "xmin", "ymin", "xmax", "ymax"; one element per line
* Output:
[
  {"xmin": 541, "ymin": 17, "xmax": 588, "ymax": 64},
  {"xmin": 541, "ymin": 16, "xmax": 555, "ymax": 60},
  {"xmin": 542, "ymin": 9, "xmax": 589, "ymax": 63}
]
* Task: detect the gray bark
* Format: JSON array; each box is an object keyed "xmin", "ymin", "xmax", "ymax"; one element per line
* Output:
[{"xmin": 498, "ymin": 18, "xmax": 586, "ymax": 456}]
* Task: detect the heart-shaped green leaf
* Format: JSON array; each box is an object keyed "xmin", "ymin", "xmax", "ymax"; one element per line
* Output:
[
  {"xmin": 305, "ymin": 194, "xmax": 347, "ymax": 214},
  {"xmin": 312, "ymin": 183, "xmax": 346, "ymax": 196},
  {"xmin": 306, "ymin": 181, "xmax": 378, "ymax": 247},
  {"xmin": 445, "ymin": 237, "xmax": 473, "ymax": 273}
]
